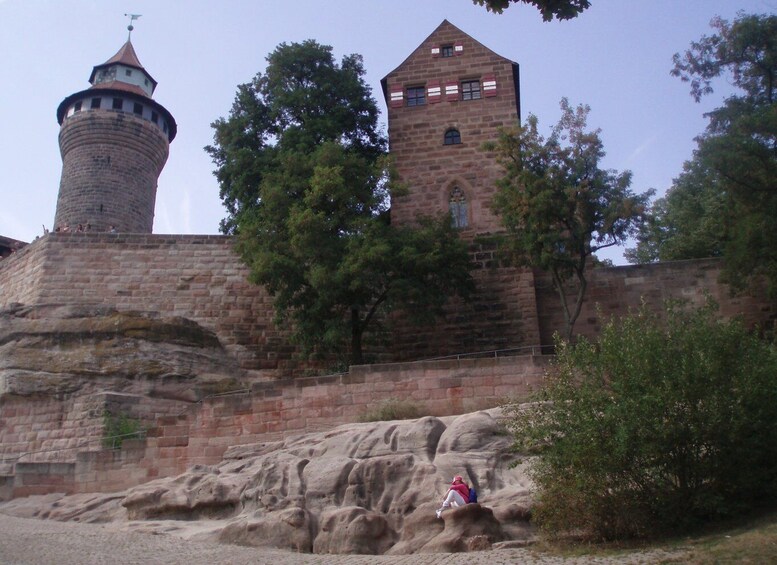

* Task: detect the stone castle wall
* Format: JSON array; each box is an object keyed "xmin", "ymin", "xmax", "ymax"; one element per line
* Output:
[
  {"xmin": 0, "ymin": 232, "xmax": 292, "ymax": 376},
  {"xmin": 2, "ymin": 232, "xmax": 775, "ymax": 499},
  {"xmin": 2, "ymin": 234, "xmax": 773, "ymax": 370},
  {"xmin": 3, "ymin": 354, "xmax": 549, "ymax": 498},
  {"xmin": 535, "ymin": 259, "xmax": 775, "ymax": 345}
]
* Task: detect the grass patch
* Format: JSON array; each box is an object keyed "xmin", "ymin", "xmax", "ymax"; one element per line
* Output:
[
  {"xmin": 526, "ymin": 510, "xmax": 777, "ymax": 564},
  {"xmin": 358, "ymin": 398, "xmax": 424, "ymax": 422}
]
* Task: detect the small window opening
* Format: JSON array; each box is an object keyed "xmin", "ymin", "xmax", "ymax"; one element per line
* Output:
[
  {"xmin": 133, "ymin": 103, "xmax": 143, "ymax": 115},
  {"xmin": 461, "ymin": 80, "xmax": 481, "ymax": 101},
  {"xmin": 441, "ymin": 45, "xmax": 454, "ymax": 58},
  {"xmin": 73, "ymin": 101, "xmax": 82, "ymax": 113},
  {"xmin": 444, "ymin": 129, "xmax": 461, "ymax": 145},
  {"xmin": 112, "ymin": 98, "xmax": 123, "ymax": 110},
  {"xmin": 449, "ymin": 186, "xmax": 468, "ymax": 229},
  {"xmin": 125, "ymin": 69, "xmax": 132, "ymax": 77},
  {"xmin": 406, "ymin": 86, "xmax": 426, "ymax": 107},
  {"xmin": 90, "ymin": 97, "xmax": 101, "ymax": 109},
  {"xmin": 151, "ymin": 111, "xmax": 158, "ymax": 124}
]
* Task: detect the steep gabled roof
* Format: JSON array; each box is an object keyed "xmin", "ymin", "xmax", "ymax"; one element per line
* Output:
[{"xmin": 381, "ymin": 19, "xmax": 518, "ymax": 102}]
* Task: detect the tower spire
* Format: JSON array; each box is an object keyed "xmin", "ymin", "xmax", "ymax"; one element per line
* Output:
[{"xmin": 124, "ymin": 13, "xmax": 141, "ymax": 41}]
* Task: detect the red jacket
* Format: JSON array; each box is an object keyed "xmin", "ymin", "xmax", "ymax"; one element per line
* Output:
[{"xmin": 449, "ymin": 482, "xmax": 469, "ymax": 503}]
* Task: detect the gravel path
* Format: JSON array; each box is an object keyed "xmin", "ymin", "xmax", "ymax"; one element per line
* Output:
[{"xmin": 0, "ymin": 514, "xmax": 686, "ymax": 565}]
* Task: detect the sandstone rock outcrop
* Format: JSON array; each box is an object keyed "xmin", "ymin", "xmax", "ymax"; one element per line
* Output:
[
  {"xmin": 0, "ymin": 409, "xmax": 536, "ymax": 555},
  {"xmin": 0, "ymin": 303, "xmax": 244, "ymax": 401}
]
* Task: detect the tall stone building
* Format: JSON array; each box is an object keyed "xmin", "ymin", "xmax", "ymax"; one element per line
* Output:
[
  {"xmin": 54, "ymin": 37, "xmax": 176, "ymax": 233},
  {"xmin": 380, "ymin": 20, "xmax": 536, "ymax": 359},
  {"xmin": 382, "ymin": 19, "xmax": 520, "ymax": 236}
]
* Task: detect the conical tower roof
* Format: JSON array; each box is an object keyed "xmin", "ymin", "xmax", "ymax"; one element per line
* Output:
[{"xmin": 87, "ymin": 39, "xmax": 158, "ymax": 97}]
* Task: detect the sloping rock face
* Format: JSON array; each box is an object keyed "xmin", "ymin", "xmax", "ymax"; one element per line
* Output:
[
  {"xmin": 0, "ymin": 410, "xmax": 536, "ymax": 555},
  {"xmin": 0, "ymin": 303, "xmax": 244, "ymax": 401}
]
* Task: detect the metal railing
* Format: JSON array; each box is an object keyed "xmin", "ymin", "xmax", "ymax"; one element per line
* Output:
[{"xmin": 418, "ymin": 344, "xmax": 552, "ymax": 362}]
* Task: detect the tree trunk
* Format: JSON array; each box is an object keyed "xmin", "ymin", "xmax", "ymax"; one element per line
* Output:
[{"xmin": 351, "ymin": 306, "xmax": 364, "ymax": 365}]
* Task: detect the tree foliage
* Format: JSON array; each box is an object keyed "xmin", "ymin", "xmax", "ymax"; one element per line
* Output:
[
  {"xmin": 624, "ymin": 157, "xmax": 726, "ymax": 263},
  {"xmin": 629, "ymin": 13, "xmax": 777, "ymax": 295},
  {"xmin": 491, "ymin": 99, "xmax": 650, "ymax": 341},
  {"xmin": 472, "ymin": 0, "xmax": 590, "ymax": 20},
  {"xmin": 206, "ymin": 41, "xmax": 473, "ymax": 366},
  {"xmin": 507, "ymin": 302, "xmax": 777, "ymax": 540}
]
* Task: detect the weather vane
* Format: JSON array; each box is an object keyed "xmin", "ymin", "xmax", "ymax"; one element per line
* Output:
[{"xmin": 124, "ymin": 13, "xmax": 142, "ymax": 40}]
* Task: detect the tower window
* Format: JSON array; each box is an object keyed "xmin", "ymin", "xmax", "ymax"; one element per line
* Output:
[
  {"xmin": 133, "ymin": 103, "xmax": 143, "ymax": 115},
  {"xmin": 462, "ymin": 80, "xmax": 481, "ymax": 101},
  {"xmin": 112, "ymin": 98, "xmax": 123, "ymax": 110},
  {"xmin": 73, "ymin": 101, "xmax": 82, "ymax": 113},
  {"xmin": 441, "ymin": 45, "xmax": 454, "ymax": 58},
  {"xmin": 125, "ymin": 69, "xmax": 132, "ymax": 77},
  {"xmin": 90, "ymin": 97, "xmax": 101, "ymax": 109},
  {"xmin": 444, "ymin": 129, "xmax": 461, "ymax": 145},
  {"xmin": 406, "ymin": 86, "xmax": 426, "ymax": 107},
  {"xmin": 449, "ymin": 186, "xmax": 468, "ymax": 229},
  {"xmin": 151, "ymin": 111, "xmax": 158, "ymax": 124}
]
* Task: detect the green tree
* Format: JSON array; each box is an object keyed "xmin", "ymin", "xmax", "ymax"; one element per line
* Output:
[
  {"xmin": 472, "ymin": 0, "xmax": 590, "ymax": 20},
  {"xmin": 507, "ymin": 303, "xmax": 777, "ymax": 540},
  {"xmin": 207, "ymin": 41, "xmax": 473, "ymax": 366},
  {"xmin": 625, "ymin": 156, "xmax": 726, "ymax": 263},
  {"xmin": 490, "ymin": 99, "xmax": 650, "ymax": 341},
  {"xmin": 630, "ymin": 13, "xmax": 777, "ymax": 295}
]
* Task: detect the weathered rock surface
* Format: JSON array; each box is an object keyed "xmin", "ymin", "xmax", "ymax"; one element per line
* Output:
[
  {"xmin": 0, "ymin": 409, "xmax": 536, "ymax": 555},
  {"xmin": 0, "ymin": 303, "xmax": 244, "ymax": 401}
]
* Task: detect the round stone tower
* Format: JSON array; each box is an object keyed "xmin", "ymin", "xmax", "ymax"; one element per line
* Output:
[{"xmin": 54, "ymin": 37, "xmax": 176, "ymax": 233}]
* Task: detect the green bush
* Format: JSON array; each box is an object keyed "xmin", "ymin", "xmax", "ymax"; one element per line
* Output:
[
  {"xmin": 358, "ymin": 398, "xmax": 423, "ymax": 422},
  {"xmin": 507, "ymin": 302, "xmax": 777, "ymax": 540},
  {"xmin": 102, "ymin": 411, "xmax": 146, "ymax": 449}
]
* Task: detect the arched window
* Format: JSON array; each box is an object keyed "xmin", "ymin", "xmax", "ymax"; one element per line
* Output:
[
  {"xmin": 449, "ymin": 186, "xmax": 468, "ymax": 228},
  {"xmin": 444, "ymin": 128, "xmax": 461, "ymax": 145}
]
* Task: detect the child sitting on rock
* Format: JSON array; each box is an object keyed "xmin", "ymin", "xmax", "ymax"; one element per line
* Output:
[{"xmin": 435, "ymin": 475, "xmax": 469, "ymax": 518}]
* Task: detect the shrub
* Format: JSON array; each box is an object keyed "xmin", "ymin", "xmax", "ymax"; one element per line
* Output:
[
  {"xmin": 358, "ymin": 398, "xmax": 423, "ymax": 422},
  {"xmin": 507, "ymin": 302, "xmax": 777, "ymax": 540},
  {"xmin": 102, "ymin": 411, "xmax": 146, "ymax": 449}
]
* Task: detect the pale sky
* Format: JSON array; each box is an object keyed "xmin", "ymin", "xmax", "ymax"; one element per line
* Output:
[{"xmin": 1, "ymin": 0, "xmax": 774, "ymax": 264}]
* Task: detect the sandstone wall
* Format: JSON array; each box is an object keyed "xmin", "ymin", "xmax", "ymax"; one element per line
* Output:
[
  {"xmin": 0, "ymin": 239, "xmax": 47, "ymax": 306},
  {"xmin": 3, "ymin": 354, "xmax": 548, "ymax": 497},
  {"xmin": 0, "ymin": 392, "xmax": 185, "ymax": 467},
  {"xmin": 534, "ymin": 259, "xmax": 776, "ymax": 345},
  {"xmin": 0, "ymin": 232, "xmax": 293, "ymax": 375},
  {"xmin": 387, "ymin": 239, "xmax": 541, "ymax": 361}
]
